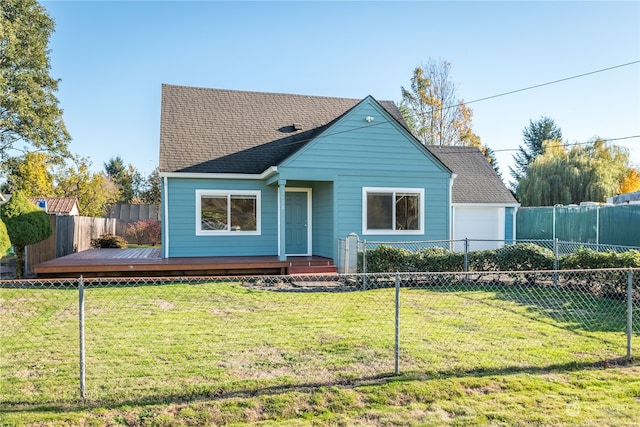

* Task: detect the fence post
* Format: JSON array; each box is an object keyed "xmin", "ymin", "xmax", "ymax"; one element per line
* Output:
[
  {"xmin": 553, "ymin": 238, "xmax": 559, "ymax": 287},
  {"xmin": 463, "ymin": 238, "xmax": 469, "ymax": 273},
  {"xmin": 394, "ymin": 272, "xmax": 400, "ymax": 375},
  {"xmin": 627, "ymin": 270, "xmax": 633, "ymax": 361},
  {"xmin": 344, "ymin": 237, "xmax": 350, "ymax": 274},
  {"xmin": 363, "ymin": 240, "xmax": 368, "ymax": 291},
  {"xmin": 79, "ymin": 275, "xmax": 86, "ymax": 399}
]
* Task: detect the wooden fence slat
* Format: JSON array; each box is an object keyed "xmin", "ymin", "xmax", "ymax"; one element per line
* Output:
[{"xmin": 26, "ymin": 214, "xmax": 160, "ymax": 275}]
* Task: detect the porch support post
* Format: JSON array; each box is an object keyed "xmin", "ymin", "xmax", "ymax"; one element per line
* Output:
[{"xmin": 278, "ymin": 180, "xmax": 287, "ymax": 261}]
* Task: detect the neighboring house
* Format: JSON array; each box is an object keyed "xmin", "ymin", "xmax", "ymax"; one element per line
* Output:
[
  {"xmin": 27, "ymin": 197, "xmax": 80, "ymax": 216},
  {"xmin": 427, "ymin": 147, "xmax": 519, "ymax": 251},
  {"xmin": 159, "ymin": 85, "xmax": 515, "ymax": 263}
]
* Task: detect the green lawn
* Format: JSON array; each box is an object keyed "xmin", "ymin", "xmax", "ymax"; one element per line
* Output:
[{"xmin": 1, "ymin": 280, "xmax": 638, "ymax": 426}]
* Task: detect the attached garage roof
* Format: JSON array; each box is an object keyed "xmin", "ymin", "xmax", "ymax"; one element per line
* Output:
[{"xmin": 426, "ymin": 146, "xmax": 518, "ymax": 205}]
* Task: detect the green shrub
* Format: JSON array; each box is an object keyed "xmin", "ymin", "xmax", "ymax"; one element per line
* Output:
[
  {"xmin": 365, "ymin": 245, "xmax": 413, "ymax": 272},
  {"xmin": 363, "ymin": 241, "xmax": 640, "ymax": 275},
  {"xmin": 414, "ymin": 247, "xmax": 464, "ymax": 272},
  {"xmin": 0, "ymin": 191, "xmax": 53, "ymax": 278},
  {"xmin": 91, "ymin": 234, "xmax": 128, "ymax": 249},
  {"xmin": 494, "ymin": 243, "xmax": 554, "ymax": 271},
  {"xmin": 468, "ymin": 249, "xmax": 500, "ymax": 271},
  {"xmin": 0, "ymin": 192, "xmax": 52, "ymax": 247},
  {"xmin": 560, "ymin": 247, "xmax": 640, "ymax": 269}
]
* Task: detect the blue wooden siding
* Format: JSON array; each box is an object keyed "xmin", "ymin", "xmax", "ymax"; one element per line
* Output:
[
  {"xmin": 164, "ymin": 98, "xmax": 452, "ymax": 259},
  {"xmin": 311, "ymin": 181, "xmax": 334, "ymax": 258},
  {"xmin": 505, "ymin": 207, "xmax": 516, "ymax": 241},
  {"xmin": 164, "ymin": 178, "xmax": 278, "ymax": 257},
  {"xmin": 279, "ymin": 98, "xmax": 452, "ymax": 257}
]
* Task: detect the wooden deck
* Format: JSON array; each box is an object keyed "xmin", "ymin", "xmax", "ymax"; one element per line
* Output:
[{"xmin": 33, "ymin": 248, "xmax": 336, "ymax": 278}]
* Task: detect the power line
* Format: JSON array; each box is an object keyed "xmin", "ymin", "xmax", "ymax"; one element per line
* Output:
[
  {"xmin": 492, "ymin": 135, "xmax": 640, "ymax": 153},
  {"xmin": 419, "ymin": 60, "xmax": 640, "ymax": 113},
  {"xmin": 214, "ymin": 61, "xmax": 640, "ymax": 154},
  {"xmin": 464, "ymin": 60, "xmax": 640, "ymax": 106}
]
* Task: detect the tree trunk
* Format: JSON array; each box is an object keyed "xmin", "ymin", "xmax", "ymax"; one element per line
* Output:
[{"xmin": 14, "ymin": 245, "xmax": 25, "ymax": 279}]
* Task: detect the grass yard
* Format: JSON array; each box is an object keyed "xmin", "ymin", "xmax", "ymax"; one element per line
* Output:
[{"xmin": 1, "ymin": 280, "xmax": 639, "ymax": 426}]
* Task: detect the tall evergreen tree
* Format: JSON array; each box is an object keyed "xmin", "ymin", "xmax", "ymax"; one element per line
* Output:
[
  {"xmin": 139, "ymin": 167, "xmax": 161, "ymax": 205},
  {"xmin": 483, "ymin": 146, "xmax": 502, "ymax": 178},
  {"xmin": 104, "ymin": 156, "xmax": 143, "ymax": 203},
  {"xmin": 510, "ymin": 116, "xmax": 562, "ymax": 184}
]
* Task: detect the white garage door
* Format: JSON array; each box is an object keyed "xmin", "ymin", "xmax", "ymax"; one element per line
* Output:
[{"xmin": 453, "ymin": 206, "xmax": 504, "ymax": 251}]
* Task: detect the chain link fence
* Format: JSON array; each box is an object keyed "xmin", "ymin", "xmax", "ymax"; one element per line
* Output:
[{"xmin": 2, "ymin": 269, "xmax": 638, "ymax": 406}]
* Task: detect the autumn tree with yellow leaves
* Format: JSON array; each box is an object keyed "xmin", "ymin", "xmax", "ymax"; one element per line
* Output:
[
  {"xmin": 400, "ymin": 59, "xmax": 481, "ymax": 148},
  {"xmin": 618, "ymin": 168, "xmax": 640, "ymax": 194}
]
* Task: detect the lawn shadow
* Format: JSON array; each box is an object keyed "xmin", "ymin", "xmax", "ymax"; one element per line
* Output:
[{"xmin": 3, "ymin": 357, "xmax": 636, "ymax": 415}]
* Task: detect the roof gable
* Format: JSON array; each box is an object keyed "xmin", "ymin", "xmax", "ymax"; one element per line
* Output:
[
  {"xmin": 426, "ymin": 146, "xmax": 517, "ymax": 205},
  {"xmin": 159, "ymin": 85, "xmax": 405, "ymax": 174},
  {"xmin": 279, "ymin": 96, "xmax": 451, "ymax": 174}
]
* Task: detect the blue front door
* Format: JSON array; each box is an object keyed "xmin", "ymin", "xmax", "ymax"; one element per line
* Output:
[{"xmin": 285, "ymin": 191, "xmax": 308, "ymax": 255}]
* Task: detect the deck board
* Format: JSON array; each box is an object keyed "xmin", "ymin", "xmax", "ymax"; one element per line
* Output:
[{"xmin": 33, "ymin": 249, "xmax": 335, "ymax": 278}]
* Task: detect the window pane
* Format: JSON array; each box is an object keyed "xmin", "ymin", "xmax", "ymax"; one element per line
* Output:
[
  {"xmin": 367, "ymin": 193, "xmax": 393, "ymax": 229},
  {"xmin": 396, "ymin": 193, "xmax": 420, "ymax": 230},
  {"xmin": 230, "ymin": 195, "xmax": 257, "ymax": 231},
  {"xmin": 201, "ymin": 196, "xmax": 228, "ymax": 230}
]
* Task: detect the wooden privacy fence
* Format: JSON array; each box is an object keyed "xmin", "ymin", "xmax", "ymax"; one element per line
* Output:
[{"xmin": 26, "ymin": 216, "xmax": 120, "ymax": 274}]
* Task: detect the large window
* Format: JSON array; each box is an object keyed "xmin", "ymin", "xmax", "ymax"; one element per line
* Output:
[
  {"xmin": 363, "ymin": 187, "xmax": 423, "ymax": 235},
  {"xmin": 196, "ymin": 190, "xmax": 260, "ymax": 235}
]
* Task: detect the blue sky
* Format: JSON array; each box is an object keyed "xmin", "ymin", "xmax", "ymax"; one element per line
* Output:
[{"xmin": 42, "ymin": 1, "xmax": 640, "ymax": 183}]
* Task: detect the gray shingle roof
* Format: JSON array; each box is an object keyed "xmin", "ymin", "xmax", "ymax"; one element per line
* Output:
[
  {"xmin": 159, "ymin": 85, "xmax": 403, "ymax": 174},
  {"xmin": 426, "ymin": 146, "xmax": 517, "ymax": 204},
  {"xmin": 158, "ymin": 85, "xmax": 515, "ymax": 205}
]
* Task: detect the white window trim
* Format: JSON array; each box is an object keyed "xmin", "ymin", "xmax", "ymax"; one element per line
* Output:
[
  {"xmin": 362, "ymin": 187, "xmax": 424, "ymax": 235},
  {"xmin": 195, "ymin": 189, "xmax": 261, "ymax": 236}
]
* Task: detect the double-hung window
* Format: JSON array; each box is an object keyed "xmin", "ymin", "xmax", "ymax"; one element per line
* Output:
[
  {"xmin": 196, "ymin": 190, "xmax": 260, "ymax": 235},
  {"xmin": 362, "ymin": 187, "xmax": 423, "ymax": 235}
]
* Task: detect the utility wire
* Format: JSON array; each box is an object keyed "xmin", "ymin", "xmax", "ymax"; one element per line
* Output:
[
  {"xmin": 492, "ymin": 135, "xmax": 640, "ymax": 153},
  {"xmin": 430, "ymin": 60, "xmax": 640, "ymax": 112},
  {"xmin": 251, "ymin": 61, "xmax": 640, "ymax": 150}
]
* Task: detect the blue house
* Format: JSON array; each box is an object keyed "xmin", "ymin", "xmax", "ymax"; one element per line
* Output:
[{"xmin": 158, "ymin": 85, "xmax": 516, "ymax": 266}]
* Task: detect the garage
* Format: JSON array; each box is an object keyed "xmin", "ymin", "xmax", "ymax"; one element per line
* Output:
[{"xmin": 453, "ymin": 205, "xmax": 505, "ymax": 251}]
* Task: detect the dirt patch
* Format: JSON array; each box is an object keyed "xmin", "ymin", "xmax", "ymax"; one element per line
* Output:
[
  {"xmin": 243, "ymin": 278, "xmax": 359, "ymax": 292},
  {"xmin": 155, "ymin": 299, "xmax": 176, "ymax": 310}
]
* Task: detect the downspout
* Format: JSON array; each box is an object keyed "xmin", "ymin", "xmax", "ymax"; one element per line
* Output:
[{"xmin": 163, "ymin": 176, "xmax": 169, "ymax": 258}]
